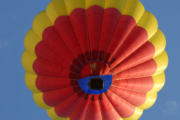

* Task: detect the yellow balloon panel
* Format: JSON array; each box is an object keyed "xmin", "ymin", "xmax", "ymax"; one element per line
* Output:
[
  {"xmin": 47, "ymin": 108, "xmax": 69, "ymax": 120},
  {"xmin": 32, "ymin": 11, "xmax": 53, "ymax": 38},
  {"xmin": 149, "ymin": 29, "xmax": 166, "ymax": 58},
  {"xmin": 123, "ymin": 0, "xmax": 145, "ymax": 23},
  {"xmin": 137, "ymin": 11, "xmax": 158, "ymax": 39},
  {"xmin": 64, "ymin": 0, "xmax": 85, "ymax": 14},
  {"xmin": 153, "ymin": 51, "xmax": 168, "ymax": 76},
  {"xmin": 46, "ymin": 0, "xmax": 68, "ymax": 24},
  {"xmin": 105, "ymin": 0, "xmax": 126, "ymax": 13},
  {"xmin": 138, "ymin": 93, "xmax": 157, "ymax": 109},
  {"xmin": 25, "ymin": 72, "xmax": 40, "ymax": 93},
  {"xmin": 148, "ymin": 72, "xmax": 165, "ymax": 93},
  {"xmin": 85, "ymin": 0, "xmax": 105, "ymax": 9},
  {"xmin": 123, "ymin": 107, "xmax": 143, "ymax": 120},
  {"xmin": 24, "ymin": 29, "xmax": 41, "ymax": 56},
  {"xmin": 21, "ymin": 51, "xmax": 36, "ymax": 75},
  {"xmin": 33, "ymin": 93, "xmax": 51, "ymax": 109}
]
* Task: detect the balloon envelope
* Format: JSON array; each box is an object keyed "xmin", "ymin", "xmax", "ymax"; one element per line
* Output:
[{"xmin": 22, "ymin": 0, "xmax": 168, "ymax": 120}]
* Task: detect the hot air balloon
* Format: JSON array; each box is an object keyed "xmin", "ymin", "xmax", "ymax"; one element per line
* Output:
[{"xmin": 22, "ymin": 0, "xmax": 168, "ymax": 120}]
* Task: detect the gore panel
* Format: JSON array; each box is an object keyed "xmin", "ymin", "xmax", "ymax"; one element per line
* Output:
[
  {"xmin": 87, "ymin": 95, "xmax": 103, "ymax": 120},
  {"xmin": 70, "ymin": 94, "xmax": 92, "ymax": 120},
  {"xmin": 105, "ymin": 90, "xmax": 135, "ymax": 118},
  {"xmin": 112, "ymin": 41, "xmax": 155, "ymax": 73},
  {"xmin": 112, "ymin": 77, "xmax": 154, "ymax": 93},
  {"xmin": 114, "ymin": 59, "xmax": 157, "ymax": 79},
  {"xmin": 70, "ymin": 8, "xmax": 91, "ymax": 61},
  {"xmin": 54, "ymin": 91, "xmax": 86, "ymax": 117},
  {"xmin": 87, "ymin": 6, "xmax": 104, "ymax": 60},
  {"xmin": 33, "ymin": 59, "xmax": 78, "ymax": 79},
  {"xmin": 109, "ymin": 86, "xmax": 146, "ymax": 106},
  {"xmin": 54, "ymin": 16, "xmax": 86, "ymax": 64},
  {"xmin": 110, "ymin": 26, "xmax": 148, "ymax": 68},
  {"xmin": 36, "ymin": 76, "xmax": 78, "ymax": 92},
  {"xmin": 99, "ymin": 94, "xmax": 120, "ymax": 120},
  {"xmin": 35, "ymin": 41, "xmax": 78, "ymax": 73},
  {"xmin": 43, "ymin": 86, "xmax": 81, "ymax": 107},
  {"xmin": 42, "ymin": 26, "xmax": 82, "ymax": 68},
  {"xmin": 105, "ymin": 15, "xmax": 136, "ymax": 63},
  {"xmin": 98, "ymin": 8, "xmax": 121, "ymax": 61}
]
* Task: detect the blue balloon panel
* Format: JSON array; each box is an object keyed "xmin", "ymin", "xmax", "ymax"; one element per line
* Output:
[{"xmin": 78, "ymin": 75, "xmax": 112, "ymax": 94}]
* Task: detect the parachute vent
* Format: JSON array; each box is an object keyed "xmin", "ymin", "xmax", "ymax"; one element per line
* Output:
[{"xmin": 88, "ymin": 77, "xmax": 104, "ymax": 90}]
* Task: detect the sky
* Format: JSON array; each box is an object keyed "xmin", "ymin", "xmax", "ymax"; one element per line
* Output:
[{"xmin": 0, "ymin": 0, "xmax": 179, "ymax": 120}]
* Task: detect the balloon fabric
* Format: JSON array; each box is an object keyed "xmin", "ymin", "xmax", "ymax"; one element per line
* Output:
[{"xmin": 22, "ymin": 0, "xmax": 168, "ymax": 120}]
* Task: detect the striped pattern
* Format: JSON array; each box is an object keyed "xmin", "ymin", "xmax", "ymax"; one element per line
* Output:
[{"xmin": 22, "ymin": 0, "xmax": 168, "ymax": 120}]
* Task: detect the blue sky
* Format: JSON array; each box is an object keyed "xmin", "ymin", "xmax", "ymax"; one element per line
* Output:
[{"xmin": 0, "ymin": 0, "xmax": 179, "ymax": 119}]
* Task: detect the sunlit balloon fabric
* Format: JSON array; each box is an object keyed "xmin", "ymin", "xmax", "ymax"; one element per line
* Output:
[{"xmin": 22, "ymin": 0, "xmax": 168, "ymax": 120}]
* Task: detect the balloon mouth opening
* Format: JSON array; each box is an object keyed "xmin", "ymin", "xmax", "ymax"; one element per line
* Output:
[
  {"xmin": 88, "ymin": 77, "xmax": 104, "ymax": 90},
  {"xmin": 78, "ymin": 61, "xmax": 113, "ymax": 94}
]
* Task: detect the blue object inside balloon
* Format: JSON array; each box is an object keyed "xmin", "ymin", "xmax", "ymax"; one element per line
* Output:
[{"xmin": 78, "ymin": 75, "xmax": 112, "ymax": 94}]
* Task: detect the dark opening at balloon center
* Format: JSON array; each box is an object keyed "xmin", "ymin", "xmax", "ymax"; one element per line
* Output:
[
  {"xmin": 78, "ymin": 61, "xmax": 113, "ymax": 94},
  {"xmin": 88, "ymin": 77, "xmax": 104, "ymax": 90}
]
